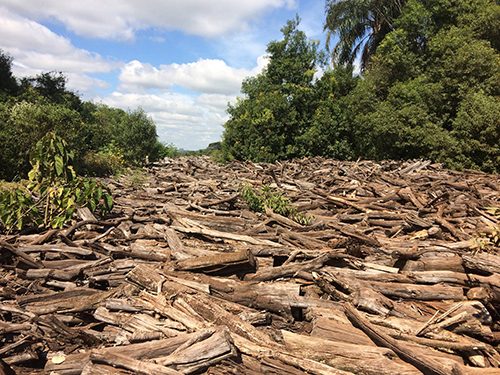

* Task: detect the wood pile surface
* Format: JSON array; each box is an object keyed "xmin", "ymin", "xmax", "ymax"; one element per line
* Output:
[{"xmin": 2, "ymin": 156, "xmax": 500, "ymax": 375}]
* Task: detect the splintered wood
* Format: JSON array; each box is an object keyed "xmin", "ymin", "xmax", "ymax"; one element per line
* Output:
[{"xmin": 2, "ymin": 156, "xmax": 500, "ymax": 375}]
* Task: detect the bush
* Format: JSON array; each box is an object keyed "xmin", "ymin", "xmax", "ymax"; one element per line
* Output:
[
  {"xmin": 0, "ymin": 100, "xmax": 83, "ymax": 180},
  {"xmin": 241, "ymin": 185, "xmax": 312, "ymax": 225},
  {"xmin": 0, "ymin": 133, "xmax": 113, "ymax": 230}
]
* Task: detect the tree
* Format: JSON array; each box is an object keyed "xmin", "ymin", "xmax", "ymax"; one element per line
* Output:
[
  {"xmin": 19, "ymin": 72, "xmax": 83, "ymax": 111},
  {"xmin": 0, "ymin": 50, "xmax": 19, "ymax": 96},
  {"xmin": 221, "ymin": 17, "xmax": 326, "ymax": 162},
  {"xmin": 346, "ymin": 0, "xmax": 500, "ymax": 172},
  {"xmin": 324, "ymin": 0, "xmax": 407, "ymax": 69}
]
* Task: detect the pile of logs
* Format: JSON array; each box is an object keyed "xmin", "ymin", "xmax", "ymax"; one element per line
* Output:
[{"xmin": 1, "ymin": 156, "xmax": 500, "ymax": 375}]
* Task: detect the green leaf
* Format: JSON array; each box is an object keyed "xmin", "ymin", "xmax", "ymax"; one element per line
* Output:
[
  {"xmin": 104, "ymin": 194, "xmax": 113, "ymax": 212},
  {"xmin": 96, "ymin": 185, "xmax": 103, "ymax": 200},
  {"xmin": 56, "ymin": 142, "xmax": 64, "ymax": 155},
  {"xmin": 55, "ymin": 155, "xmax": 64, "ymax": 176},
  {"xmin": 89, "ymin": 198, "xmax": 97, "ymax": 212}
]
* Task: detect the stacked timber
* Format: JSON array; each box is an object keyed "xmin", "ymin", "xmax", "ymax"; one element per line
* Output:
[{"xmin": 1, "ymin": 156, "xmax": 500, "ymax": 375}]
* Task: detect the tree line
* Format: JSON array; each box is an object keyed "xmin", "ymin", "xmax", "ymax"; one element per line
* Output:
[
  {"xmin": 221, "ymin": 0, "xmax": 500, "ymax": 173},
  {"xmin": 0, "ymin": 55, "xmax": 172, "ymax": 181}
]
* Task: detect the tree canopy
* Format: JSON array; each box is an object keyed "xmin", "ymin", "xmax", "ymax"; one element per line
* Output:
[
  {"xmin": 222, "ymin": 17, "xmax": 358, "ymax": 162},
  {"xmin": 221, "ymin": 0, "xmax": 500, "ymax": 173},
  {"xmin": 324, "ymin": 0, "xmax": 408, "ymax": 69},
  {"xmin": 0, "ymin": 52, "xmax": 168, "ymax": 180}
]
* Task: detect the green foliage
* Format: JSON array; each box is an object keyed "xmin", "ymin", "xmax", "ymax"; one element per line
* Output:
[
  {"xmin": 81, "ymin": 141, "xmax": 126, "ymax": 177},
  {"xmin": 0, "ymin": 100, "xmax": 84, "ymax": 180},
  {"xmin": 0, "ymin": 49, "xmax": 19, "ymax": 97},
  {"xmin": 111, "ymin": 108, "xmax": 163, "ymax": 164},
  {"xmin": 222, "ymin": 17, "xmax": 345, "ymax": 163},
  {"xmin": 19, "ymin": 72, "xmax": 83, "ymax": 111},
  {"xmin": 0, "ymin": 133, "xmax": 113, "ymax": 230},
  {"xmin": 241, "ymin": 185, "xmax": 312, "ymax": 225},
  {"xmin": 0, "ymin": 54, "xmax": 170, "ymax": 180},
  {"xmin": 325, "ymin": 0, "xmax": 408, "ymax": 69},
  {"xmin": 158, "ymin": 143, "xmax": 180, "ymax": 158},
  {"xmin": 344, "ymin": 0, "xmax": 500, "ymax": 172}
]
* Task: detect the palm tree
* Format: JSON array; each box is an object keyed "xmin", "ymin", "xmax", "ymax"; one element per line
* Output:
[{"xmin": 324, "ymin": 0, "xmax": 407, "ymax": 70}]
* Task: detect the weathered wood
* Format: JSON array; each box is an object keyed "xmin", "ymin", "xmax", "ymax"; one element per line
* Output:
[
  {"xmin": 0, "ymin": 240, "xmax": 44, "ymax": 268},
  {"xmin": 171, "ymin": 224, "xmax": 281, "ymax": 246},
  {"xmin": 154, "ymin": 328, "xmax": 238, "ymax": 374},
  {"xmin": 180, "ymin": 293, "xmax": 275, "ymax": 345},
  {"xmin": 246, "ymin": 252, "xmax": 340, "ymax": 282},
  {"xmin": 3, "ymin": 156, "xmax": 500, "ymax": 374},
  {"xmin": 282, "ymin": 329, "xmax": 421, "ymax": 375},
  {"xmin": 343, "ymin": 302, "xmax": 465, "ymax": 375},
  {"xmin": 90, "ymin": 350, "xmax": 183, "ymax": 375},
  {"xmin": 173, "ymin": 249, "xmax": 257, "ymax": 276}
]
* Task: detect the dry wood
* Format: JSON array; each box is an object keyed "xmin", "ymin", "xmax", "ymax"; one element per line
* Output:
[
  {"xmin": 343, "ymin": 302, "xmax": 465, "ymax": 375},
  {"xmin": 173, "ymin": 249, "xmax": 257, "ymax": 275},
  {"xmin": 3, "ymin": 156, "xmax": 500, "ymax": 374},
  {"xmin": 90, "ymin": 350, "xmax": 183, "ymax": 375}
]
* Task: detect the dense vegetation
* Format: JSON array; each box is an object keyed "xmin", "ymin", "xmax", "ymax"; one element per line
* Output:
[
  {"xmin": 222, "ymin": 0, "xmax": 500, "ymax": 173},
  {"xmin": 0, "ymin": 56, "xmax": 168, "ymax": 181}
]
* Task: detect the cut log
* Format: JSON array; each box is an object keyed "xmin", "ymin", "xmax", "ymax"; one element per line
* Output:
[
  {"xmin": 90, "ymin": 350, "xmax": 183, "ymax": 375},
  {"xmin": 173, "ymin": 249, "xmax": 257, "ymax": 276},
  {"xmin": 154, "ymin": 327, "xmax": 238, "ymax": 374},
  {"xmin": 343, "ymin": 302, "xmax": 466, "ymax": 375}
]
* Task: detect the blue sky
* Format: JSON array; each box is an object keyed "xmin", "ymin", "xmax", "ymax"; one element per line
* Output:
[{"xmin": 0, "ymin": 0, "xmax": 330, "ymax": 150}]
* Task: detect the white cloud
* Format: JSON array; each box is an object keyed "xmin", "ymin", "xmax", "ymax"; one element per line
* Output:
[
  {"xmin": 118, "ymin": 55, "xmax": 269, "ymax": 95},
  {"xmin": 98, "ymin": 91, "xmax": 236, "ymax": 150},
  {"xmin": 1, "ymin": 0, "xmax": 298, "ymax": 41},
  {"xmin": 0, "ymin": 8, "xmax": 120, "ymax": 96},
  {"xmin": 105, "ymin": 53, "xmax": 271, "ymax": 150}
]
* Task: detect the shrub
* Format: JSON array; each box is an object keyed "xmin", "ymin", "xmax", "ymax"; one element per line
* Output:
[
  {"xmin": 0, "ymin": 133, "xmax": 113, "ymax": 231},
  {"xmin": 241, "ymin": 185, "xmax": 312, "ymax": 225}
]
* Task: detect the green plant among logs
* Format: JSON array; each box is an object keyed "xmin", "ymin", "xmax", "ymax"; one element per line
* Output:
[
  {"xmin": 0, "ymin": 132, "xmax": 113, "ymax": 230},
  {"xmin": 241, "ymin": 184, "xmax": 312, "ymax": 225}
]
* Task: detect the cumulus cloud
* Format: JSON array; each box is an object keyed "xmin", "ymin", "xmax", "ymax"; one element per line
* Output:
[
  {"xmin": 99, "ymin": 91, "xmax": 235, "ymax": 150},
  {"xmin": 118, "ymin": 55, "xmax": 269, "ymax": 95},
  {"xmin": 1, "ymin": 0, "xmax": 298, "ymax": 41},
  {"xmin": 0, "ymin": 8, "xmax": 120, "ymax": 96}
]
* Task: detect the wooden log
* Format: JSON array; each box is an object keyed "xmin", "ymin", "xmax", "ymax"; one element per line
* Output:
[
  {"xmin": 173, "ymin": 249, "xmax": 257, "ymax": 276},
  {"xmin": 19, "ymin": 243, "xmax": 97, "ymax": 258},
  {"xmin": 246, "ymin": 252, "xmax": 340, "ymax": 282},
  {"xmin": 154, "ymin": 328, "xmax": 238, "ymax": 374},
  {"xmin": 281, "ymin": 329, "xmax": 421, "ymax": 375},
  {"xmin": 343, "ymin": 302, "xmax": 465, "ymax": 375},
  {"xmin": 327, "ymin": 271, "xmax": 465, "ymax": 301},
  {"xmin": 217, "ymin": 281, "xmax": 301, "ymax": 317},
  {"xmin": 122, "ymin": 313, "xmax": 185, "ymax": 337},
  {"xmin": 180, "ymin": 293, "xmax": 275, "ymax": 345},
  {"xmin": 20, "ymin": 267, "xmax": 82, "ymax": 281},
  {"xmin": 102, "ymin": 330, "xmax": 216, "ymax": 359},
  {"xmin": 232, "ymin": 333, "xmax": 355, "ymax": 375},
  {"xmin": 90, "ymin": 350, "xmax": 182, "ymax": 375},
  {"xmin": 463, "ymin": 252, "xmax": 500, "ymax": 275},
  {"xmin": 403, "ymin": 256, "xmax": 465, "ymax": 273},
  {"xmin": 129, "ymin": 239, "xmax": 169, "ymax": 261},
  {"xmin": 21, "ymin": 286, "xmax": 119, "ymax": 314},
  {"xmin": 164, "ymin": 228, "xmax": 190, "ymax": 260},
  {"xmin": 126, "ymin": 264, "xmax": 164, "ymax": 293},
  {"xmin": 171, "ymin": 224, "xmax": 281, "ymax": 246},
  {"xmin": 0, "ymin": 240, "xmax": 44, "ymax": 269},
  {"xmin": 44, "ymin": 352, "xmax": 90, "ymax": 375},
  {"xmin": 138, "ymin": 291, "xmax": 205, "ymax": 330}
]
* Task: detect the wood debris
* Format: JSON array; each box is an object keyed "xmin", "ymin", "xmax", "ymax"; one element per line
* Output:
[{"xmin": 1, "ymin": 156, "xmax": 500, "ymax": 374}]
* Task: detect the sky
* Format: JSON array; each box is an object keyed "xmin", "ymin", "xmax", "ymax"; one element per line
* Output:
[{"xmin": 0, "ymin": 0, "xmax": 330, "ymax": 150}]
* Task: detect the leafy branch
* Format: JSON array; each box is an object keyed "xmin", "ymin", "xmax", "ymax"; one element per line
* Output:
[
  {"xmin": 0, "ymin": 132, "xmax": 113, "ymax": 231},
  {"xmin": 241, "ymin": 184, "xmax": 312, "ymax": 225}
]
